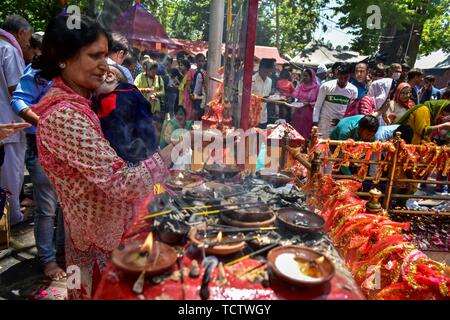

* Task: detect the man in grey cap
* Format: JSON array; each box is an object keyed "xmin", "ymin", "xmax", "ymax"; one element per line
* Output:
[{"xmin": 316, "ymin": 64, "xmax": 327, "ymax": 85}]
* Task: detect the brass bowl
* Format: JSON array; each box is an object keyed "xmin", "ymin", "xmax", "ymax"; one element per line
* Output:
[
  {"xmin": 112, "ymin": 240, "xmax": 177, "ymax": 275},
  {"xmin": 165, "ymin": 172, "xmax": 203, "ymax": 190},
  {"xmin": 267, "ymin": 245, "xmax": 335, "ymax": 287}
]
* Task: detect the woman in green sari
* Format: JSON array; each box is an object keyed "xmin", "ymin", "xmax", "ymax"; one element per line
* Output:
[
  {"xmin": 160, "ymin": 106, "xmax": 194, "ymax": 148},
  {"xmin": 396, "ymin": 100, "xmax": 450, "ymax": 145}
]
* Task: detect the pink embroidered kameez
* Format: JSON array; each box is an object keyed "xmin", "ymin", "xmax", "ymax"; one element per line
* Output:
[{"xmin": 33, "ymin": 78, "xmax": 169, "ymax": 299}]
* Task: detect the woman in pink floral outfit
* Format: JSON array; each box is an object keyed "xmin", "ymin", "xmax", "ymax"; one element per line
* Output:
[{"xmin": 32, "ymin": 15, "xmax": 174, "ymax": 299}]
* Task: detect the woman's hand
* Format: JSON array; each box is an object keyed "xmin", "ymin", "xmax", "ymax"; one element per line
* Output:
[
  {"xmin": 159, "ymin": 144, "xmax": 175, "ymax": 167},
  {"xmin": 0, "ymin": 122, "xmax": 31, "ymax": 141}
]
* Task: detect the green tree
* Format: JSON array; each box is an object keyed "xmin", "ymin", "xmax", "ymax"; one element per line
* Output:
[
  {"xmin": 0, "ymin": 0, "xmax": 68, "ymax": 31},
  {"xmin": 263, "ymin": 0, "xmax": 325, "ymax": 56},
  {"xmin": 333, "ymin": 0, "xmax": 450, "ymax": 63},
  {"xmin": 256, "ymin": 0, "xmax": 276, "ymax": 47}
]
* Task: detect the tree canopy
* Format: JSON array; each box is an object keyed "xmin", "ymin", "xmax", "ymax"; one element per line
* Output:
[
  {"xmin": 333, "ymin": 0, "xmax": 450, "ymax": 56},
  {"xmin": 1, "ymin": 0, "xmax": 447, "ymax": 60}
]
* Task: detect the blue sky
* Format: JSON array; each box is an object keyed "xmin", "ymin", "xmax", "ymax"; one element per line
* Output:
[{"xmin": 313, "ymin": 0, "xmax": 356, "ymax": 47}]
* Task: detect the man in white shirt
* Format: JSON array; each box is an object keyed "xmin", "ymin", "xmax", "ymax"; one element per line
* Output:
[
  {"xmin": 252, "ymin": 59, "xmax": 274, "ymax": 129},
  {"xmin": 0, "ymin": 15, "xmax": 32, "ymax": 225},
  {"xmin": 312, "ymin": 62, "xmax": 358, "ymax": 138}
]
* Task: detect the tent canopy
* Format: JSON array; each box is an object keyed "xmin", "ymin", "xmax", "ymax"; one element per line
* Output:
[
  {"xmin": 414, "ymin": 50, "xmax": 450, "ymax": 70},
  {"xmin": 171, "ymin": 38, "xmax": 287, "ymax": 65},
  {"xmin": 111, "ymin": 3, "xmax": 174, "ymax": 49},
  {"xmin": 290, "ymin": 42, "xmax": 367, "ymax": 68}
]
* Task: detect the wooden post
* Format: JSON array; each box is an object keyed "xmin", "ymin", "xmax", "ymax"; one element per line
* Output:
[
  {"xmin": 279, "ymin": 130, "xmax": 289, "ymax": 171},
  {"xmin": 310, "ymin": 150, "xmax": 322, "ymax": 195},
  {"xmin": 383, "ymin": 132, "xmax": 402, "ymax": 209},
  {"xmin": 309, "ymin": 126, "xmax": 319, "ymax": 152}
]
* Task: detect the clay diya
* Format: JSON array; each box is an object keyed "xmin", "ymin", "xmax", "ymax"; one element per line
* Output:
[
  {"xmin": 203, "ymin": 163, "xmax": 240, "ymax": 180},
  {"xmin": 156, "ymin": 218, "xmax": 191, "ymax": 245},
  {"xmin": 267, "ymin": 245, "xmax": 335, "ymax": 287},
  {"xmin": 165, "ymin": 171, "xmax": 203, "ymax": 190},
  {"xmin": 257, "ymin": 169, "xmax": 293, "ymax": 188},
  {"xmin": 220, "ymin": 196, "xmax": 276, "ymax": 228},
  {"xmin": 112, "ymin": 233, "xmax": 177, "ymax": 275},
  {"xmin": 277, "ymin": 207, "xmax": 325, "ymax": 233},
  {"xmin": 188, "ymin": 226, "xmax": 246, "ymax": 256},
  {"xmin": 182, "ymin": 181, "xmax": 243, "ymax": 204}
]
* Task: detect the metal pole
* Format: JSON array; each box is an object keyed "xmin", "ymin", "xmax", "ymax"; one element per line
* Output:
[{"xmin": 207, "ymin": 0, "xmax": 225, "ymax": 103}]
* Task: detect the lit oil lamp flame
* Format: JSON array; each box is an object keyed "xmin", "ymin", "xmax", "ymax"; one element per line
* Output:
[
  {"xmin": 216, "ymin": 231, "xmax": 223, "ymax": 244},
  {"xmin": 140, "ymin": 232, "xmax": 153, "ymax": 254}
]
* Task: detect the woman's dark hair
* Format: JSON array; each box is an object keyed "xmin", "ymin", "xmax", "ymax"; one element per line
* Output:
[
  {"xmin": 358, "ymin": 115, "xmax": 379, "ymax": 133},
  {"xmin": 143, "ymin": 61, "xmax": 159, "ymax": 72},
  {"xmin": 303, "ymin": 68, "xmax": 313, "ymax": 80},
  {"xmin": 175, "ymin": 106, "xmax": 187, "ymax": 117},
  {"xmin": 279, "ymin": 69, "xmax": 290, "ymax": 80},
  {"xmin": 180, "ymin": 59, "xmax": 191, "ymax": 70},
  {"xmin": 33, "ymin": 15, "xmax": 111, "ymax": 80}
]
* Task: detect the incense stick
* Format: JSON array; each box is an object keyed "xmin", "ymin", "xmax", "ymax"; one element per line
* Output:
[
  {"xmin": 224, "ymin": 243, "xmax": 279, "ymax": 267},
  {"xmin": 202, "ymin": 235, "xmax": 258, "ymax": 248},
  {"xmin": 202, "ymin": 226, "xmax": 278, "ymax": 233},
  {"xmin": 143, "ymin": 202, "xmax": 266, "ymax": 220},
  {"xmin": 236, "ymin": 261, "xmax": 267, "ymax": 278}
]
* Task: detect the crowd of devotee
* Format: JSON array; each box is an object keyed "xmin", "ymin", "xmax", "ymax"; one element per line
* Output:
[{"xmin": 0, "ymin": 12, "xmax": 449, "ymax": 300}]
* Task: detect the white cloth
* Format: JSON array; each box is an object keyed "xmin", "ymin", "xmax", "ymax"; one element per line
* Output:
[
  {"xmin": 0, "ymin": 39, "xmax": 25, "ymax": 143},
  {"xmin": 312, "ymin": 79, "xmax": 358, "ymax": 138},
  {"xmin": 0, "ymin": 140, "xmax": 26, "ymax": 225},
  {"xmin": 252, "ymin": 73, "xmax": 272, "ymax": 124},
  {"xmin": 368, "ymin": 78, "xmax": 393, "ymax": 111},
  {"xmin": 172, "ymin": 148, "xmax": 192, "ymax": 171},
  {"xmin": 385, "ymin": 101, "xmax": 409, "ymax": 124}
]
